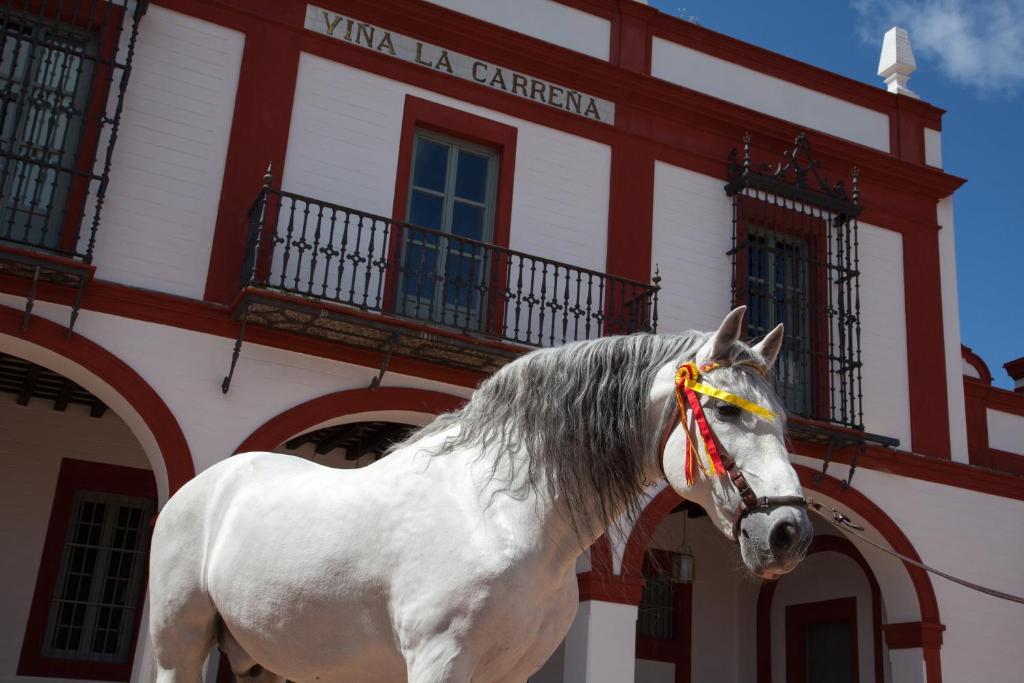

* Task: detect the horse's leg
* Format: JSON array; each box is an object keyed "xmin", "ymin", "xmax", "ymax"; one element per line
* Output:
[{"xmin": 149, "ymin": 585, "xmax": 218, "ymax": 683}]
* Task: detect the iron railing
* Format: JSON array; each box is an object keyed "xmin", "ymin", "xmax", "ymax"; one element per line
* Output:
[
  {"xmin": 726, "ymin": 133, "xmax": 863, "ymax": 430},
  {"xmin": 0, "ymin": 0, "xmax": 146, "ymax": 261},
  {"xmin": 239, "ymin": 180, "xmax": 659, "ymax": 348}
]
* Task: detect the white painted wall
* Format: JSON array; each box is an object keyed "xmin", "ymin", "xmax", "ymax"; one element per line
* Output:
[
  {"xmin": 858, "ymin": 222, "xmax": 912, "ymax": 448},
  {"xmin": 282, "ymin": 54, "xmax": 611, "ymax": 343},
  {"xmin": 936, "ymin": 198, "xmax": 969, "ymax": 462},
  {"xmin": 563, "ymin": 601, "xmax": 638, "ymax": 683},
  {"xmin": 650, "ymin": 38, "xmax": 890, "ymax": 152},
  {"xmin": 924, "ymin": 129, "xmax": 942, "ymax": 168},
  {"xmin": 88, "ymin": 6, "xmax": 244, "ymax": 299},
  {"xmin": 986, "ymin": 409, "xmax": 1024, "ymax": 455},
  {"xmin": 650, "ymin": 162, "xmax": 732, "ymax": 334},
  {"xmin": 0, "ymin": 397, "xmax": 150, "ymax": 683},
  {"xmin": 962, "ymin": 357, "xmax": 981, "ymax": 379},
  {"xmin": 423, "ymin": 0, "xmax": 610, "ymax": 61}
]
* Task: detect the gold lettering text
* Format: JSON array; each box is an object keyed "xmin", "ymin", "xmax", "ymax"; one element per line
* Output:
[
  {"xmin": 511, "ymin": 73, "xmax": 528, "ymax": 97},
  {"xmin": 414, "ymin": 42, "xmax": 433, "ymax": 67},
  {"xmin": 435, "ymin": 50, "xmax": 453, "ymax": 73},
  {"xmin": 322, "ymin": 11, "xmax": 343, "ymax": 36},
  {"xmin": 530, "ymin": 78, "xmax": 546, "ymax": 103},
  {"xmin": 489, "ymin": 67, "xmax": 507, "ymax": 90},
  {"xmin": 566, "ymin": 90, "xmax": 582, "ymax": 113},
  {"xmin": 355, "ymin": 23, "xmax": 375, "ymax": 47},
  {"xmin": 548, "ymin": 85, "xmax": 563, "ymax": 108},
  {"xmin": 376, "ymin": 31, "xmax": 396, "ymax": 55},
  {"xmin": 471, "ymin": 61, "xmax": 488, "ymax": 83}
]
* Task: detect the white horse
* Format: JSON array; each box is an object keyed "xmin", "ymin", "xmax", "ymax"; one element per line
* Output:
[{"xmin": 148, "ymin": 307, "xmax": 812, "ymax": 683}]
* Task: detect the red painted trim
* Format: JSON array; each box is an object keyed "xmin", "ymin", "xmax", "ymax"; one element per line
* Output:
[
  {"xmin": 0, "ymin": 303, "xmax": 194, "ymax": 493},
  {"xmin": 576, "ymin": 571, "xmax": 645, "ymax": 605},
  {"xmin": 202, "ymin": 3, "xmax": 305, "ymax": 304},
  {"xmin": 902, "ymin": 228, "xmax": 951, "ymax": 459},
  {"xmin": 18, "ymin": 459, "xmax": 156, "ymax": 681},
  {"xmin": 964, "ymin": 378, "xmax": 1024, "ymax": 475},
  {"xmin": 784, "ymin": 596, "xmax": 859, "ymax": 683},
  {"xmin": 883, "ymin": 621, "xmax": 945, "ymax": 649},
  {"xmin": 635, "ymin": 549, "xmax": 692, "ymax": 683},
  {"xmin": 756, "ymin": 535, "xmax": 884, "ymax": 683},
  {"xmin": 235, "ymin": 386, "xmax": 466, "ymax": 452},
  {"xmin": 606, "ymin": 127, "xmax": 654, "ymax": 283},
  {"xmin": 1004, "ymin": 356, "xmax": 1024, "ymax": 393},
  {"xmin": 386, "ymin": 95, "xmax": 517, "ymax": 330},
  {"xmin": 961, "ymin": 344, "xmax": 993, "ymax": 384}
]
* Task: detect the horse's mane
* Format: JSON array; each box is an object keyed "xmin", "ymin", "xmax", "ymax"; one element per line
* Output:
[{"xmin": 399, "ymin": 331, "xmax": 772, "ymax": 538}]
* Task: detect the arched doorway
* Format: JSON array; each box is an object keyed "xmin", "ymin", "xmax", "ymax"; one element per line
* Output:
[{"xmin": 621, "ymin": 465, "xmax": 942, "ymax": 683}]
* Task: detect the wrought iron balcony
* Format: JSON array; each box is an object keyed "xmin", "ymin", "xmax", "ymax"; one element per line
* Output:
[
  {"xmin": 223, "ymin": 175, "xmax": 659, "ymax": 390},
  {"xmin": 1, "ymin": 0, "xmax": 147, "ymax": 331}
]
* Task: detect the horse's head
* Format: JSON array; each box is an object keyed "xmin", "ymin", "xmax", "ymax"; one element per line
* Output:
[{"xmin": 652, "ymin": 307, "xmax": 812, "ymax": 578}]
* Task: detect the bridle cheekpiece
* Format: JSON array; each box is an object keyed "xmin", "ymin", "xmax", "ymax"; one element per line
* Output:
[{"xmin": 668, "ymin": 359, "xmax": 808, "ymax": 542}]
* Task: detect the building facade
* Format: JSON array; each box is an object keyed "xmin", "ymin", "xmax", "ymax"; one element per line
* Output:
[{"xmin": 1, "ymin": 1, "xmax": 1022, "ymax": 682}]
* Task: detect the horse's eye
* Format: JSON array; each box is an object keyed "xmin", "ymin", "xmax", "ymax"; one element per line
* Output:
[{"xmin": 716, "ymin": 404, "xmax": 741, "ymax": 419}]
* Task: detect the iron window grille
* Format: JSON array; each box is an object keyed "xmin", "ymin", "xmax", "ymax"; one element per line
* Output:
[
  {"xmin": 637, "ymin": 573, "xmax": 676, "ymax": 640},
  {"xmin": 239, "ymin": 170, "xmax": 660, "ymax": 349},
  {"xmin": 726, "ymin": 133, "xmax": 863, "ymax": 430},
  {"xmin": 0, "ymin": 0, "xmax": 146, "ymax": 261},
  {"xmin": 42, "ymin": 490, "xmax": 154, "ymax": 664}
]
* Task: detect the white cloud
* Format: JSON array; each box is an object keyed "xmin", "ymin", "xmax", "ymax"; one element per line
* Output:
[{"xmin": 852, "ymin": 0, "xmax": 1024, "ymax": 95}]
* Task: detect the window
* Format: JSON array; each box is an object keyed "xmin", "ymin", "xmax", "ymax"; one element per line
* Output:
[
  {"xmin": 399, "ymin": 131, "xmax": 499, "ymax": 329},
  {"xmin": 19, "ymin": 459, "xmax": 156, "ymax": 681},
  {"xmin": 785, "ymin": 597, "xmax": 859, "ymax": 683},
  {"xmin": 42, "ymin": 491, "xmax": 153, "ymax": 663},
  {"xmin": 1, "ymin": 16, "xmax": 95, "ymax": 250},
  {"xmin": 635, "ymin": 550, "xmax": 692, "ymax": 682},
  {"xmin": 745, "ymin": 227, "xmax": 814, "ymax": 415},
  {"xmin": 727, "ymin": 133, "xmax": 863, "ymax": 430}
]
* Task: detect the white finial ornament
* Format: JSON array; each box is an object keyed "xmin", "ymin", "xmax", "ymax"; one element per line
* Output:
[{"xmin": 878, "ymin": 27, "xmax": 918, "ymax": 98}]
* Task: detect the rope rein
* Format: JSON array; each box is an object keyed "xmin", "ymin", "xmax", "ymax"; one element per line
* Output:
[{"xmin": 806, "ymin": 499, "xmax": 1024, "ymax": 605}]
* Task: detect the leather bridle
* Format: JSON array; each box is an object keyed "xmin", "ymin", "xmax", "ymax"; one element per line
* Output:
[{"xmin": 656, "ymin": 360, "xmax": 809, "ymax": 542}]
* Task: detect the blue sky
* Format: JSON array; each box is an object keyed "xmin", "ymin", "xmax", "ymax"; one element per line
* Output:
[{"xmin": 649, "ymin": 0, "xmax": 1023, "ymax": 389}]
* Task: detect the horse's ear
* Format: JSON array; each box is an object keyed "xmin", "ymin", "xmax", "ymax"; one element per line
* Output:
[
  {"xmin": 709, "ymin": 306, "xmax": 746, "ymax": 360},
  {"xmin": 751, "ymin": 323, "xmax": 784, "ymax": 370}
]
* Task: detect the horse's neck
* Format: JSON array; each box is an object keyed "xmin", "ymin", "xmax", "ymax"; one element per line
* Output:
[{"xmin": 465, "ymin": 439, "xmax": 652, "ymax": 576}]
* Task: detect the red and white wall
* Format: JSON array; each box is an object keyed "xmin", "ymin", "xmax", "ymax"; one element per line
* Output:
[{"xmin": 2, "ymin": 2, "xmax": 1023, "ymax": 683}]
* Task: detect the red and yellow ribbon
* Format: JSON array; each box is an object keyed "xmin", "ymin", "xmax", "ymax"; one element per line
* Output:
[{"xmin": 674, "ymin": 361, "xmax": 777, "ymax": 485}]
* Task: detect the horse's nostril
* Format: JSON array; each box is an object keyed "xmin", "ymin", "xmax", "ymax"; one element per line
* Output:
[{"xmin": 769, "ymin": 520, "xmax": 799, "ymax": 555}]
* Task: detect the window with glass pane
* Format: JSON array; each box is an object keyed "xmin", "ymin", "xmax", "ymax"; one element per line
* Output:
[
  {"xmin": 400, "ymin": 132, "xmax": 498, "ymax": 330},
  {"xmin": 42, "ymin": 491, "xmax": 153, "ymax": 663},
  {"xmin": 0, "ymin": 18, "xmax": 95, "ymax": 250},
  {"xmin": 637, "ymin": 574, "xmax": 675, "ymax": 640},
  {"xmin": 804, "ymin": 619, "xmax": 854, "ymax": 683},
  {"xmin": 746, "ymin": 227, "xmax": 811, "ymax": 414}
]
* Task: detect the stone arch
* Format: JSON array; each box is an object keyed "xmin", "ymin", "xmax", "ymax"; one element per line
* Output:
[
  {"xmin": 0, "ymin": 304, "xmax": 194, "ymax": 502},
  {"xmin": 235, "ymin": 386, "xmax": 467, "ymax": 453}
]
